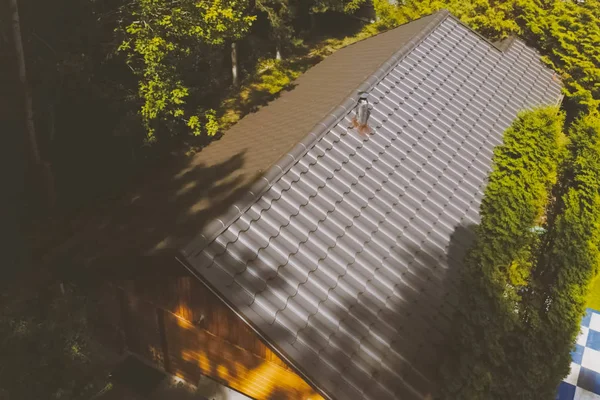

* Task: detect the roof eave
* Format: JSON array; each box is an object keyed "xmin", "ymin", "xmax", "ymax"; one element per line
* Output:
[{"xmin": 174, "ymin": 254, "xmax": 336, "ymax": 400}]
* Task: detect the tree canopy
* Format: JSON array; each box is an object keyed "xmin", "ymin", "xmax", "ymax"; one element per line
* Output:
[{"xmin": 117, "ymin": 0, "xmax": 256, "ymax": 141}]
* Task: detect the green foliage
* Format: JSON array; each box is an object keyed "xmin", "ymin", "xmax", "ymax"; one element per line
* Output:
[
  {"xmin": 442, "ymin": 111, "xmax": 600, "ymax": 399},
  {"xmin": 372, "ymin": 0, "xmax": 408, "ymax": 29},
  {"xmin": 204, "ymin": 109, "xmax": 220, "ymax": 136},
  {"xmin": 256, "ymin": 0, "xmax": 296, "ymax": 51},
  {"xmin": 476, "ymin": 107, "xmax": 565, "ymax": 302},
  {"xmin": 254, "ymin": 59, "xmax": 302, "ymax": 94},
  {"xmin": 118, "ymin": 0, "xmax": 376, "ymax": 141},
  {"xmin": 521, "ymin": 0, "xmax": 600, "ymax": 113},
  {"xmin": 186, "ymin": 109, "xmax": 221, "ymax": 136},
  {"xmin": 309, "ymin": 0, "xmax": 367, "ymax": 14},
  {"xmin": 524, "ymin": 114, "xmax": 600, "ymax": 396},
  {"xmin": 119, "ymin": 0, "xmax": 256, "ymax": 140},
  {"xmin": 441, "ymin": 107, "xmax": 565, "ymax": 399},
  {"xmin": 374, "ymin": 0, "xmax": 600, "ymax": 113},
  {"xmin": 0, "ymin": 287, "xmax": 110, "ymax": 400},
  {"xmin": 534, "ymin": 114, "xmax": 600, "ymax": 311},
  {"xmin": 375, "ymin": 0, "xmax": 520, "ymax": 39}
]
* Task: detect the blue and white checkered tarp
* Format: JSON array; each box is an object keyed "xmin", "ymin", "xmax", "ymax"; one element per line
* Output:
[{"xmin": 557, "ymin": 308, "xmax": 600, "ymax": 400}]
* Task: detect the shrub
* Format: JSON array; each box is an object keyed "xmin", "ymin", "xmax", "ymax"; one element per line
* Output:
[
  {"xmin": 255, "ymin": 59, "xmax": 301, "ymax": 95},
  {"xmin": 522, "ymin": 114, "xmax": 600, "ymax": 397}
]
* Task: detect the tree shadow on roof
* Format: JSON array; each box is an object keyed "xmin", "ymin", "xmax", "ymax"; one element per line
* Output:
[
  {"xmin": 193, "ymin": 221, "xmax": 478, "ymax": 399},
  {"xmin": 59, "ymin": 150, "xmax": 254, "ymax": 286}
]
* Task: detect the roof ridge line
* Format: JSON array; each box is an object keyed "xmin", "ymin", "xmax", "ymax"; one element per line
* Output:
[
  {"xmin": 443, "ymin": 12, "xmax": 523, "ymax": 54},
  {"xmin": 181, "ymin": 10, "xmax": 450, "ymax": 259}
]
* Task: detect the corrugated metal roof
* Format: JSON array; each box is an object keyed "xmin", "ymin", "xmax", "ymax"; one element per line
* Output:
[{"xmin": 181, "ymin": 11, "xmax": 563, "ymax": 400}]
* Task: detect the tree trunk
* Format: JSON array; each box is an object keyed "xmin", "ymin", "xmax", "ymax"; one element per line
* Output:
[
  {"xmin": 9, "ymin": 0, "xmax": 55, "ymax": 208},
  {"xmin": 10, "ymin": 0, "xmax": 39, "ymax": 164},
  {"xmin": 48, "ymin": 104, "xmax": 55, "ymax": 143},
  {"xmin": 231, "ymin": 42, "xmax": 239, "ymax": 87}
]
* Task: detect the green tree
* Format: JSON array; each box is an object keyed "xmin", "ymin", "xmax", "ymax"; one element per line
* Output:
[
  {"xmin": 523, "ymin": 114, "xmax": 600, "ymax": 397},
  {"xmin": 118, "ymin": 0, "xmax": 256, "ymax": 141},
  {"xmin": 0, "ymin": 287, "xmax": 110, "ymax": 400},
  {"xmin": 441, "ymin": 110, "xmax": 600, "ymax": 399},
  {"xmin": 520, "ymin": 0, "xmax": 600, "ymax": 113},
  {"xmin": 441, "ymin": 107, "xmax": 565, "ymax": 399},
  {"xmin": 378, "ymin": 0, "xmax": 520, "ymax": 39},
  {"xmin": 309, "ymin": 0, "xmax": 367, "ymax": 14},
  {"xmin": 256, "ymin": 0, "xmax": 296, "ymax": 60}
]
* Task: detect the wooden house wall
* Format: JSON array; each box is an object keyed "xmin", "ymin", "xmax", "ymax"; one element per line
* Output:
[{"xmin": 95, "ymin": 260, "xmax": 323, "ymax": 400}]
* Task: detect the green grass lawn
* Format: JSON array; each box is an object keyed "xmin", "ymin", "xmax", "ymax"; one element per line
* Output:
[{"xmin": 588, "ymin": 276, "xmax": 600, "ymax": 311}]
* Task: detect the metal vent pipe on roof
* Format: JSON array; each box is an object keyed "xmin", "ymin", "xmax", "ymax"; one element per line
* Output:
[{"xmin": 351, "ymin": 91, "xmax": 372, "ymax": 136}]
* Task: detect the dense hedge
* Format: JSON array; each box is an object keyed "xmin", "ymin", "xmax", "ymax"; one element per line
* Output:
[
  {"xmin": 525, "ymin": 114, "xmax": 600, "ymax": 397},
  {"xmin": 440, "ymin": 107, "xmax": 565, "ymax": 399}
]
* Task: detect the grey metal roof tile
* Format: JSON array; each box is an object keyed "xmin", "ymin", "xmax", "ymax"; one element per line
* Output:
[
  {"xmin": 357, "ymin": 280, "xmax": 388, "ymax": 307},
  {"xmin": 253, "ymin": 290, "xmax": 287, "ymax": 320},
  {"xmin": 337, "ymin": 275, "xmax": 370, "ymax": 305},
  {"xmin": 308, "ymin": 266, "xmax": 338, "ymax": 294},
  {"xmin": 198, "ymin": 254, "xmax": 237, "ymax": 285},
  {"xmin": 341, "ymin": 360, "xmax": 377, "ymax": 395},
  {"xmin": 289, "ymin": 336, "xmax": 329, "ymax": 376},
  {"xmin": 305, "ymin": 310, "xmax": 341, "ymax": 341},
  {"xmin": 328, "ymin": 377, "xmax": 365, "ymax": 400},
  {"xmin": 374, "ymin": 258, "xmax": 414, "ymax": 289},
  {"xmin": 273, "ymin": 264, "xmax": 307, "ymax": 293},
  {"xmin": 291, "ymin": 242, "xmax": 324, "ymax": 269},
  {"xmin": 351, "ymin": 344, "xmax": 386, "ymax": 379},
  {"xmin": 296, "ymin": 326, "xmax": 330, "ymax": 358},
  {"xmin": 327, "ymin": 330, "xmax": 363, "ymax": 362},
  {"xmin": 380, "ymin": 292, "xmax": 431, "ymax": 327},
  {"xmin": 212, "ymin": 250, "xmax": 247, "ymax": 277},
  {"xmin": 233, "ymin": 265, "xmax": 267, "ymax": 292},
  {"xmin": 285, "ymin": 297, "xmax": 318, "ymax": 329},
  {"xmin": 364, "ymin": 382, "xmax": 405, "ymax": 400},
  {"xmin": 325, "ymin": 242, "xmax": 357, "ymax": 268},
  {"xmin": 375, "ymin": 366, "xmax": 424, "ymax": 400},
  {"xmin": 390, "ymin": 252, "xmax": 445, "ymax": 291},
  {"xmin": 183, "ymin": 11, "xmax": 563, "ymax": 399},
  {"xmin": 296, "ymin": 277, "xmax": 329, "ymax": 306}
]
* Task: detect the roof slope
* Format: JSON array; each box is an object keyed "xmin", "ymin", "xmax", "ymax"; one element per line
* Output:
[
  {"xmin": 44, "ymin": 12, "xmax": 440, "ymax": 268},
  {"xmin": 206, "ymin": 10, "xmax": 442, "ymax": 184},
  {"xmin": 181, "ymin": 11, "xmax": 563, "ymax": 400}
]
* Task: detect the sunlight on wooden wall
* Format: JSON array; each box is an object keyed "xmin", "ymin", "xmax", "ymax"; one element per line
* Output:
[
  {"xmin": 172, "ymin": 314, "xmax": 323, "ymax": 400},
  {"xmin": 113, "ymin": 270, "xmax": 325, "ymax": 400}
]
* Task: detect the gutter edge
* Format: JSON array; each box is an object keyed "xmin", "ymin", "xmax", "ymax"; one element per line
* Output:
[{"xmin": 175, "ymin": 254, "xmax": 336, "ymax": 400}]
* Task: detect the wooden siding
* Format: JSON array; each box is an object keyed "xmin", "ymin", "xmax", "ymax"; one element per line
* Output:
[
  {"xmin": 99, "ymin": 260, "xmax": 323, "ymax": 400},
  {"xmin": 165, "ymin": 313, "xmax": 322, "ymax": 399}
]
